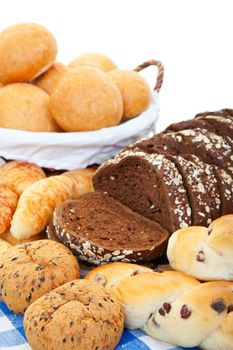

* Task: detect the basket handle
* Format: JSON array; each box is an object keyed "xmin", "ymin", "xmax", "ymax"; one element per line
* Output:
[{"xmin": 134, "ymin": 59, "xmax": 164, "ymax": 93}]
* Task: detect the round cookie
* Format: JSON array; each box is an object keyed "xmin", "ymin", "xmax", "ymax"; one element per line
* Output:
[
  {"xmin": 0, "ymin": 23, "xmax": 57, "ymax": 84},
  {"xmin": 69, "ymin": 53, "xmax": 117, "ymax": 72},
  {"xmin": 0, "ymin": 240, "xmax": 80, "ymax": 313},
  {"xmin": 108, "ymin": 69, "xmax": 152, "ymax": 121},
  {"xmin": 0, "ymin": 83, "xmax": 60, "ymax": 132},
  {"xmin": 34, "ymin": 62, "xmax": 67, "ymax": 95},
  {"xmin": 50, "ymin": 66, "xmax": 123, "ymax": 131},
  {"xmin": 24, "ymin": 279, "xmax": 124, "ymax": 350}
]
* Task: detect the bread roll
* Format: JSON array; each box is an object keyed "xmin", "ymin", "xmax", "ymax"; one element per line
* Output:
[
  {"xmin": 24, "ymin": 279, "xmax": 124, "ymax": 350},
  {"xmin": 0, "ymin": 83, "xmax": 60, "ymax": 132},
  {"xmin": 34, "ymin": 62, "xmax": 67, "ymax": 95},
  {"xmin": 85, "ymin": 262, "xmax": 152, "ymax": 288},
  {"xmin": 167, "ymin": 214, "xmax": 233, "ymax": 281},
  {"xmin": 0, "ymin": 23, "xmax": 57, "ymax": 84},
  {"xmin": 0, "ymin": 238, "xmax": 12, "ymax": 254},
  {"xmin": 108, "ymin": 69, "xmax": 152, "ymax": 121},
  {"xmin": 50, "ymin": 66, "xmax": 123, "ymax": 131},
  {"xmin": 0, "ymin": 184, "xmax": 18, "ymax": 235},
  {"xmin": 0, "ymin": 160, "xmax": 46, "ymax": 195},
  {"xmin": 11, "ymin": 175, "xmax": 74, "ymax": 239},
  {"xmin": 63, "ymin": 168, "xmax": 95, "ymax": 198},
  {"xmin": 0, "ymin": 240, "xmax": 80, "ymax": 313},
  {"xmin": 86, "ymin": 262, "xmax": 233, "ymax": 349},
  {"xmin": 69, "ymin": 53, "xmax": 117, "ymax": 72}
]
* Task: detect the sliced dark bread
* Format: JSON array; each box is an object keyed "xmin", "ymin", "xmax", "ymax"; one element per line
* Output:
[
  {"xmin": 195, "ymin": 108, "xmax": 233, "ymax": 120},
  {"xmin": 164, "ymin": 119, "xmax": 214, "ymax": 134},
  {"xmin": 48, "ymin": 191, "xmax": 169, "ymax": 265},
  {"xmin": 166, "ymin": 154, "xmax": 221, "ymax": 225},
  {"xmin": 93, "ymin": 151, "xmax": 192, "ymax": 233},
  {"xmin": 196, "ymin": 115, "xmax": 233, "ymax": 140},
  {"xmin": 213, "ymin": 167, "xmax": 233, "ymax": 215}
]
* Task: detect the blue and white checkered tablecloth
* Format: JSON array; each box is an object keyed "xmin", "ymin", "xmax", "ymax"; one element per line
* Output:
[{"xmin": 0, "ymin": 300, "xmax": 198, "ymax": 350}]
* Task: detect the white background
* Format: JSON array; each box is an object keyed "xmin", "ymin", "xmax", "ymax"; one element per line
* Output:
[{"xmin": 1, "ymin": 0, "xmax": 233, "ymax": 131}]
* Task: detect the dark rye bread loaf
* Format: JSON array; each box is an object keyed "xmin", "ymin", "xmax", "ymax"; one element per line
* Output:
[
  {"xmin": 196, "ymin": 115, "xmax": 233, "ymax": 140},
  {"xmin": 214, "ymin": 167, "xmax": 233, "ymax": 215},
  {"xmin": 48, "ymin": 191, "xmax": 169, "ymax": 265},
  {"xmin": 130, "ymin": 128, "xmax": 233, "ymax": 170},
  {"xmin": 94, "ymin": 151, "xmax": 192, "ymax": 233},
  {"xmin": 166, "ymin": 154, "xmax": 221, "ymax": 225}
]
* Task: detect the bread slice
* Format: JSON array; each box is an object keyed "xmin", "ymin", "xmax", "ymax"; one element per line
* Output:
[
  {"xmin": 48, "ymin": 191, "xmax": 169, "ymax": 265},
  {"xmin": 130, "ymin": 129, "xmax": 232, "ymax": 169},
  {"xmin": 214, "ymin": 167, "xmax": 233, "ymax": 215},
  {"xmin": 167, "ymin": 155, "xmax": 221, "ymax": 226},
  {"xmin": 94, "ymin": 151, "xmax": 192, "ymax": 233}
]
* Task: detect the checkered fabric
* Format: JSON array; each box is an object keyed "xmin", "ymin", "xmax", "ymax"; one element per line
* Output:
[{"xmin": 0, "ymin": 300, "xmax": 199, "ymax": 350}]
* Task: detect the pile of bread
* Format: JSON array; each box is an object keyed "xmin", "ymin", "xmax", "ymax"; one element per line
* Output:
[
  {"xmin": 0, "ymin": 23, "xmax": 152, "ymax": 132},
  {"xmin": 0, "ymin": 213, "xmax": 232, "ymax": 350}
]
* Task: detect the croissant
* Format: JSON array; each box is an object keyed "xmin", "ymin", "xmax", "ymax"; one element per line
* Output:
[
  {"xmin": 63, "ymin": 168, "xmax": 95, "ymax": 198},
  {"xmin": 0, "ymin": 238, "xmax": 12, "ymax": 255},
  {"xmin": 0, "ymin": 184, "xmax": 18, "ymax": 235},
  {"xmin": 0, "ymin": 160, "xmax": 46, "ymax": 195},
  {"xmin": 86, "ymin": 263, "xmax": 233, "ymax": 349},
  {"xmin": 167, "ymin": 214, "xmax": 233, "ymax": 281},
  {"xmin": 11, "ymin": 175, "xmax": 74, "ymax": 239},
  {"xmin": 1, "ymin": 230, "xmax": 46, "ymax": 245}
]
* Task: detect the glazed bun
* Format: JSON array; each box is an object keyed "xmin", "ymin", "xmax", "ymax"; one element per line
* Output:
[
  {"xmin": 69, "ymin": 53, "xmax": 117, "ymax": 72},
  {"xmin": 108, "ymin": 69, "xmax": 152, "ymax": 121},
  {"xmin": 0, "ymin": 83, "xmax": 60, "ymax": 132},
  {"xmin": 50, "ymin": 66, "xmax": 123, "ymax": 131},
  {"xmin": 34, "ymin": 62, "xmax": 67, "ymax": 95},
  {"xmin": 0, "ymin": 23, "xmax": 57, "ymax": 84}
]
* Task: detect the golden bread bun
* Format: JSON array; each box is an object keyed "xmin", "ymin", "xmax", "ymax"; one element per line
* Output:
[
  {"xmin": 0, "ymin": 23, "xmax": 57, "ymax": 84},
  {"xmin": 108, "ymin": 69, "xmax": 152, "ymax": 121},
  {"xmin": 69, "ymin": 52, "xmax": 117, "ymax": 72},
  {"xmin": 34, "ymin": 62, "xmax": 67, "ymax": 94},
  {"xmin": 50, "ymin": 66, "xmax": 123, "ymax": 131},
  {"xmin": 0, "ymin": 83, "xmax": 60, "ymax": 131}
]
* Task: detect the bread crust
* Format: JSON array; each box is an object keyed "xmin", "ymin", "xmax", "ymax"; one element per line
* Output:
[
  {"xmin": 0, "ymin": 83, "xmax": 60, "ymax": 132},
  {"xmin": 0, "ymin": 240, "xmax": 80, "ymax": 313},
  {"xmin": 69, "ymin": 53, "xmax": 117, "ymax": 72},
  {"xmin": 0, "ymin": 160, "xmax": 45, "ymax": 195},
  {"xmin": 0, "ymin": 184, "xmax": 18, "ymax": 234},
  {"xmin": 50, "ymin": 66, "xmax": 123, "ymax": 131},
  {"xmin": 0, "ymin": 23, "xmax": 57, "ymax": 84},
  {"xmin": 11, "ymin": 175, "xmax": 74, "ymax": 239},
  {"xmin": 24, "ymin": 279, "xmax": 124, "ymax": 350},
  {"xmin": 108, "ymin": 69, "xmax": 152, "ymax": 120},
  {"xmin": 167, "ymin": 215, "xmax": 233, "ymax": 281}
]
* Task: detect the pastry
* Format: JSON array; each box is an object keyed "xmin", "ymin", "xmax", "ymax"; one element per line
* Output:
[
  {"xmin": 108, "ymin": 69, "xmax": 152, "ymax": 121},
  {"xmin": 0, "ymin": 238, "xmax": 12, "ymax": 254},
  {"xmin": 0, "ymin": 184, "xmax": 18, "ymax": 235},
  {"xmin": 0, "ymin": 83, "xmax": 60, "ymax": 132},
  {"xmin": 24, "ymin": 279, "xmax": 124, "ymax": 350},
  {"xmin": 69, "ymin": 52, "xmax": 117, "ymax": 72},
  {"xmin": 86, "ymin": 263, "xmax": 233, "ymax": 349},
  {"xmin": 93, "ymin": 150, "xmax": 192, "ymax": 233},
  {"xmin": 0, "ymin": 239, "xmax": 80, "ymax": 313},
  {"xmin": 63, "ymin": 168, "xmax": 95, "ymax": 198},
  {"xmin": 2, "ymin": 230, "xmax": 46, "ymax": 245},
  {"xmin": 167, "ymin": 214, "xmax": 233, "ymax": 281},
  {"xmin": 85, "ymin": 262, "xmax": 152, "ymax": 288},
  {"xmin": 0, "ymin": 23, "xmax": 57, "ymax": 84},
  {"xmin": 48, "ymin": 191, "xmax": 169, "ymax": 264},
  {"xmin": 11, "ymin": 175, "xmax": 74, "ymax": 239},
  {"xmin": 34, "ymin": 62, "xmax": 67, "ymax": 95},
  {"xmin": 0, "ymin": 160, "xmax": 46, "ymax": 195},
  {"xmin": 50, "ymin": 66, "xmax": 123, "ymax": 131}
]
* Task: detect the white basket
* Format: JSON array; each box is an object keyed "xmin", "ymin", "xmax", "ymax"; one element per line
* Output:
[{"xmin": 0, "ymin": 60, "xmax": 164, "ymax": 170}]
